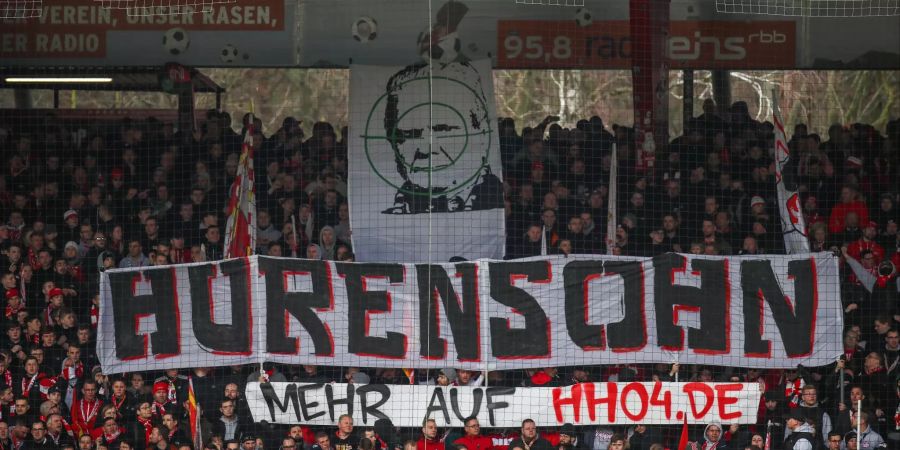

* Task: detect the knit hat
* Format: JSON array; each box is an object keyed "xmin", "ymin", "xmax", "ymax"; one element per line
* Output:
[{"xmin": 153, "ymin": 381, "xmax": 169, "ymax": 394}]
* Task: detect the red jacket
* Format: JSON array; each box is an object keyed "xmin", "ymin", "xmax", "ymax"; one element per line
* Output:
[
  {"xmin": 417, "ymin": 437, "xmax": 443, "ymax": 450},
  {"xmin": 828, "ymin": 200, "xmax": 869, "ymax": 233},
  {"xmin": 847, "ymin": 239, "xmax": 885, "ymax": 262},
  {"xmin": 455, "ymin": 435, "xmax": 495, "ymax": 450}
]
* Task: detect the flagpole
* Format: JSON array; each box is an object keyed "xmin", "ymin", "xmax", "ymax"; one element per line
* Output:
[
  {"xmin": 606, "ymin": 143, "xmax": 618, "ymax": 255},
  {"xmin": 291, "ymin": 215, "xmax": 299, "ymax": 258}
]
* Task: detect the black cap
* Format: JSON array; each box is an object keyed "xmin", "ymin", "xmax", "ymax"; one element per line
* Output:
[
  {"xmin": 241, "ymin": 435, "xmax": 257, "ymax": 443},
  {"xmin": 560, "ymin": 423, "xmax": 576, "ymax": 437},
  {"xmin": 782, "ymin": 408, "xmax": 805, "ymax": 422},
  {"xmin": 763, "ymin": 390, "xmax": 781, "ymax": 402}
]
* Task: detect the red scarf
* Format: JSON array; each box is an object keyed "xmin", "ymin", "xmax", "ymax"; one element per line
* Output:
[
  {"xmin": 152, "ymin": 401, "xmax": 167, "ymax": 417},
  {"xmin": 90, "ymin": 305, "xmax": 99, "ymax": 328},
  {"xmin": 111, "ymin": 395, "xmax": 127, "ymax": 417},
  {"xmin": 1, "ymin": 369, "xmax": 11, "ymax": 389},
  {"xmin": 103, "ymin": 428, "xmax": 122, "ymax": 443},
  {"xmin": 4, "ymin": 304, "xmax": 22, "ymax": 320},
  {"xmin": 138, "ymin": 417, "xmax": 153, "ymax": 444},
  {"xmin": 21, "ymin": 372, "xmax": 40, "ymax": 395},
  {"xmin": 784, "ymin": 378, "xmax": 804, "ymax": 408},
  {"xmin": 61, "ymin": 362, "xmax": 84, "ymax": 384}
]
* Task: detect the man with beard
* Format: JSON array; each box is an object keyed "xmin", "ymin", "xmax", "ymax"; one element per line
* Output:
[{"xmin": 557, "ymin": 424, "xmax": 587, "ymax": 450}]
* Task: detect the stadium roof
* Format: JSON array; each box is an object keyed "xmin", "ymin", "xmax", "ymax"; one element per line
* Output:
[{"xmin": 0, "ymin": 66, "xmax": 224, "ymax": 93}]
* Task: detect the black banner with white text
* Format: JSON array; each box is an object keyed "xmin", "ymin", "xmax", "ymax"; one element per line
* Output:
[{"xmin": 98, "ymin": 253, "xmax": 842, "ymax": 374}]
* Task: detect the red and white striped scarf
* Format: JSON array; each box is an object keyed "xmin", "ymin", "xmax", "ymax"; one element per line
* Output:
[{"xmin": 784, "ymin": 378, "xmax": 804, "ymax": 408}]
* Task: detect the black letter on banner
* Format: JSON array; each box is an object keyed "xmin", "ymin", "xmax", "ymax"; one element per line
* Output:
[
  {"xmin": 450, "ymin": 387, "xmax": 483, "ymax": 422},
  {"xmin": 259, "ymin": 383, "xmax": 301, "ymax": 422},
  {"xmin": 488, "ymin": 261, "xmax": 550, "ymax": 358},
  {"xmin": 485, "ymin": 387, "xmax": 514, "ymax": 427},
  {"xmin": 188, "ymin": 259, "xmax": 251, "ymax": 354},
  {"xmin": 259, "ymin": 257, "xmax": 333, "ymax": 356},
  {"xmin": 336, "ymin": 263, "xmax": 407, "ymax": 359},
  {"xmin": 297, "ymin": 383, "xmax": 326, "ymax": 421},
  {"xmin": 741, "ymin": 259, "xmax": 816, "ymax": 357},
  {"xmin": 107, "ymin": 268, "xmax": 179, "ymax": 359},
  {"xmin": 356, "ymin": 384, "xmax": 391, "ymax": 423},
  {"xmin": 417, "ymin": 263, "xmax": 479, "ymax": 361},
  {"xmin": 653, "ymin": 254, "xmax": 728, "ymax": 352},
  {"xmin": 325, "ymin": 383, "xmax": 354, "ymax": 421},
  {"xmin": 425, "ymin": 388, "xmax": 451, "ymax": 424},
  {"xmin": 563, "ymin": 260, "xmax": 645, "ymax": 351}
]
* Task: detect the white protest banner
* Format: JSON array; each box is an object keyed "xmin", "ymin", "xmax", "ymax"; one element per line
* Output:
[
  {"xmin": 245, "ymin": 382, "xmax": 761, "ymax": 427},
  {"xmin": 98, "ymin": 253, "xmax": 842, "ymax": 374}
]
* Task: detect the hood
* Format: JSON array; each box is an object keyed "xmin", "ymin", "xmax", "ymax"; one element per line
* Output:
[
  {"xmin": 319, "ymin": 226, "xmax": 337, "ymax": 249},
  {"xmin": 704, "ymin": 422, "xmax": 723, "ymax": 443}
]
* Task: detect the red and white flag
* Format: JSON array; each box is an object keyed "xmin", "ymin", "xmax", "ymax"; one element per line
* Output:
[
  {"xmin": 772, "ymin": 89, "xmax": 809, "ymax": 254},
  {"xmin": 224, "ymin": 115, "xmax": 257, "ymax": 258}
]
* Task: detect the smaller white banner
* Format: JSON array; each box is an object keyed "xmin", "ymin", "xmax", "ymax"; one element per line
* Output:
[{"xmin": 245, "ymin": 382, "xmax": 761, "ymax": 427}]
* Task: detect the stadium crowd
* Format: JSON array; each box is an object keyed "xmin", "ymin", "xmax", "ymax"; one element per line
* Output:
[{"xmin": 0, "ymin": 99, "xmax": 896, "ymax": 450}]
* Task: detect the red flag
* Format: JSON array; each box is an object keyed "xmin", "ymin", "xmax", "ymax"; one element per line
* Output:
[
  {"xmin": 188, "ymin": 376, "xmax": 201, "ymax": 449},
  {"xmin": 69, "ymin": 387, "xmax": 80, "ymax": 437},
  {"xmin": 224, "ymin": 117, "xmax": 257, "ymax": 258},
  {"xmin": 677, "ymin": 414, "xmax": 690, "ymax": 450}
]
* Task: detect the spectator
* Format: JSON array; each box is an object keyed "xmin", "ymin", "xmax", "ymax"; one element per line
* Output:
[
  {"xmin": 794, "ymin": 385, "xmax": 831, "ymax": 447},
  {"xmin": 508, "ymin": 419, "xmax": 552, "ymax": 450},
  {"xmin": 853, "ymin": 411, "xmax": 884, "ymax": 449},
  {"xmin": 118, "ymin": 241, "xmax": 148, "ymax": 269},
  {"xmin": 333, "ymin": 414, "xmax": 357, "ymax": 450},
  {"xmin": 25, "ymin": 420, "xmax": 53, "ymax": 450},
  {"xmin": 454, "ymin": 417, "xmax": 493, "ymax": 450},
  {"xmin": 782, "ymin": 410, "xmax": 814, "ymax": 450},
  {"xmin": 212, "ymin": 399, "xmax": 250, "ymax": 442},
  {"xmin": 689, "ymin": 423, "xmax": 726, "ymax": 450},
  {"xmin": 312, "ymin": 431, "xmax": 333, "ymax": 450},
  {"xmin": 825, "ymin": 431, "xmax": 842, "ymax": 450},
  {"xmin": 415, "ymin": 419, "xmax": 441, "ymax": 450},
  {"xmin": 71, "ymin": 380, "xmax": 103, "ymax": 437},
  {"xmin": 627, "ymin": 425, "xmax": 661, "ymax": 450}
]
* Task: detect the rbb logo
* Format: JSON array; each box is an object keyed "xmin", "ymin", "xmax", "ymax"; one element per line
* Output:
[{"xmin": 748, "ymin": 30, "xmax": 787, "ymax": 44}]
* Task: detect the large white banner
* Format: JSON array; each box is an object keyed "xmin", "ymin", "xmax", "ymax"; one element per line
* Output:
[
  {"xmin": 245, "ymin": 382, "xmax": 762, "ymax": 427},
  {"xmin": 98, "ymin": 253, "xmax": 842, "ymax": 374},
  {"xmin": 348, "ymin": 60, "xmax": 505, "ymax": 263}
]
